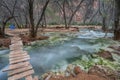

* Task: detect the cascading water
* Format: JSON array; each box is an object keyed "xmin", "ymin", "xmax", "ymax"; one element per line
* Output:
[{"xmin": 77, "ymin": 29, "xmax": 113, "ymax": 39}]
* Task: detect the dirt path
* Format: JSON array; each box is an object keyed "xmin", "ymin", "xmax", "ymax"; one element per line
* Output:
[{"xmin": 5, "ymin": 25, "xmax": 101, "ymax": 36}]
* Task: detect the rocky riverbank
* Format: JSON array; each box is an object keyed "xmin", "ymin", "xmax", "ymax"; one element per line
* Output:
[{"xmin": 40, "ymin": 45, "xmax": 120, "ymax": 80}]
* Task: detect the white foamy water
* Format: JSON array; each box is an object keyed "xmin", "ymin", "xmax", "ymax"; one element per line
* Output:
[{"xmin": 78, "ymin": 30, "xmax": 113, "ymax": 39}]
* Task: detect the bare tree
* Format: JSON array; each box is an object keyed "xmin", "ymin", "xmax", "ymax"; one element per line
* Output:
[
  {"xmin": 27, "ymin": 0, "xmax": 50, "ymax": 38},
  {"xmin": 88, "ymin": 0, "xmax": 114, "ymax": 31},
  {"xmin": 98, "ymin": 0, "xmax": 113, "ymax": 32},
  {"xmin": 54, "ymin": 0, "xmax": 68, "ymax": 28},
  {"xmin": 68, "ymin": 0, "xmax": 84, "ymax": 26},
  {"xmin": 0, "ymin": 0, "xmax": 17, "ymax": 37},
  {"xmin": 55, "ymin": 0, "xmax": 84, "ymax": 29},
  {"xmin": 83, "ymin": 0, "xmax": 94, "ymax": 24}
]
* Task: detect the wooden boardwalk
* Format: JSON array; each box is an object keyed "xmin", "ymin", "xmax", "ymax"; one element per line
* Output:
[{"xmin": 3, "ymin": 36, "xmax": 38, "ymax": 80}]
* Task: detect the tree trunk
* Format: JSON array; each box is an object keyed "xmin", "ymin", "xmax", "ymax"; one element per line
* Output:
[
  {"xmin": 44, "ymin": 13, "xmax": 47, "ymax": 28},
  {"xmin": 114, "ymin": 19, "xmax": 120, "ymax": 40},
  {"xmin": 35, "ymin": 0, "xmax": 50, "ymax": 31},
  {"xmin": 0, "ymin": 16, "xmax": 13, "ymax": 38},
  {"xmin": 13, "ymin": 17, "xmax": 21, "ymax": 28},
  {"xmin": 28, "ymin": 0, "xmax": 36, "ymax": 38},
  {"xmin": 63, "ymin": 0, "xmax": 68, "ymax": 29},
  {"xmin": 25, "ymin": 15, "xmax": 28, "ymax": 28},
  {"xmin": 28, "ymin": 0, "xmax": 49, "ymax": 38},
  {"xmin": 0, "ymin": 22, "xmax": 7, "ymax": 38},
  {"xmin": 68, "ymin": 0, "xmax": 84, "ymax": 27},
  {"xmin": 102, "ymin": 17, "xmax": 106, "ymax": 32},
  {"xmin": 29, "ymin": 29, "xmax": 37, "ymax": 38},
  {"xmin": 114, "ymin": 0, "xmax": 120, "ymax": 40},
  {"xmin": 114, "ymin": 29, "xmax": 120, "ymax": 40}
]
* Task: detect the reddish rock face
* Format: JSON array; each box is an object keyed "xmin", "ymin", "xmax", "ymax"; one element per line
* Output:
[
  {"xmin": 0, "ymin": 38, "xmax": 11, "ymax": 48},
  {"xmin": 74, "ymin": 66, "xmax": 84, "ymax": 75},
  {"xmin": 88, "ymin": 65, "xmax": 119, "ymax": 80},
  {"xmin": 20, "ymin": 35, "xmax": 49, "ymax": 45},
  {"xmin": 98, "ymin": 50, "xmax": 114, "ymax": 61},
  {"xmin": 109, "ymin": 45, "xmax": 120, "ymax": 52},
  {"xmin": 88, "ymin": 65, "xmax": 108, "ymax": 79},
  {"xmin": 48, "ymin": 66, "xmax": 108, "ymax": 80}
]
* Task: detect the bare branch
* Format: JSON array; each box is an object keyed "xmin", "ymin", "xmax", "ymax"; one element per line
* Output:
[{"xmin": 35, "ymin": 0, "xmax": 50, "ymax": 31}]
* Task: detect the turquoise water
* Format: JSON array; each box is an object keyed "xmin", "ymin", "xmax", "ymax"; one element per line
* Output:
[
  {"xmin": 0, "ymin": 30, "xmax": 114, "ymax": 80},
  {"xmin": 0, "ymin": 50, "xmax": 9, "ymax": 80}
]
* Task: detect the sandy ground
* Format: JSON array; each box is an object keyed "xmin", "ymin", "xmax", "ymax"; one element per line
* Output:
[{"xmin": 5, "ymin": 26, "xmax": 101, "ymax": 36}]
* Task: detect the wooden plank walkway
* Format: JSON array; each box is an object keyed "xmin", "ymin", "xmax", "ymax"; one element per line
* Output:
[{"xmin": 2, "ymin": 37, "xmax": 38, "ymax": 80}]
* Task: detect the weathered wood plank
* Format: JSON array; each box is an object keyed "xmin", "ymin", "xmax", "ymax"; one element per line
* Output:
[
  {"xmin": 6, "ymin": 36, "xmax": 36, "ymax": 80},
  {"xmin": 9, "ymin": 55, "xmax": 30, "ymax": 61},
  {"xmin": 10, "ymin": 51, "xmax": 27, "ymax": 55},
  {"xmin": 8, "ymin": 69, "xmax": 34, "ymax": 80},
  {"xmin": 33, "ymin": 76, "xmax": 39, "ymax": 80},
  {"xmin": 11, "ymin": 37, "xmax": 21, "ymax": 40},
  {"xmin": 11, "ymin": 40, "xmax": 22, "ymax": 44},
  {"xmin": 10, "ymin": 57, "xmax": 30, "ymax": 64},
  {"xmin": 11, "ymin": 42, "xmax": 23, "ymax": 46},
  {"xmin": 10, "ymin": 41, "xmax": 23, "ymax": 45},
  {"xmin": 2, "ymin": 62, "xmax": 30, "ymax": 72},
  {"xmin": 10, "ymin": 47, "xmax": 23, "ymax": 51},
  {"xmin": 9, "ymin": 53, "xmax": 28, "ymax": 58},
  {"xmin": 11, "ymin": 38, "xmax": 21, "ymax": 41},
  {"xmin": 8, "ymin": 65, "xmax": 33, "ymax": 76},
  {"xmin": 10, "ymin": 44, "xmax": 23, "ymax": 49},
  {"xmin": 11, "ymin": 41, "xmax": 22, "ymax": 45},
  {"xmin": 11, "ymin": 38, "xmax": 20, "ymax": 40},
  {"xmin": 25, "ymin": 75, "xmax": 33, "ymax": 80}
]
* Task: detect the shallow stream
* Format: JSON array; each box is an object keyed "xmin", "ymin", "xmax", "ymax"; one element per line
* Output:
[{"xmin": 0, "ymin": 30, "xmax": 114, "ymax": 80}]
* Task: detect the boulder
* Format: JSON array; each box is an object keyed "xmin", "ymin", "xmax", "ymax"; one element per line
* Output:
[{"xmin": 88, "ymin": 65, "xmax": 120, "ymax": 80}]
